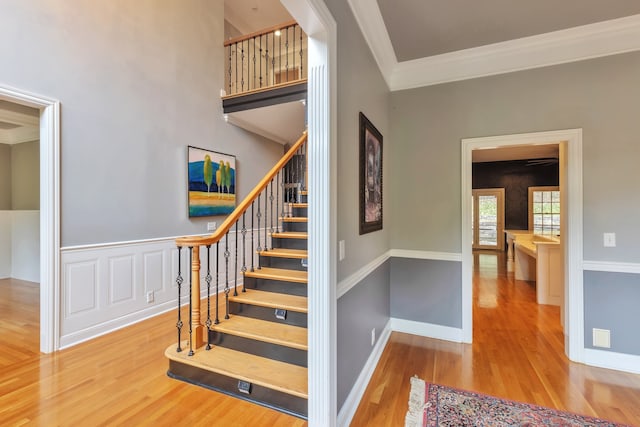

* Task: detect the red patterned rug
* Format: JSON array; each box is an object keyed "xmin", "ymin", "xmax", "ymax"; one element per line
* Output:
[{"xmin": 405, "ymin": 376, "xmax": 629, "ymax": 427}]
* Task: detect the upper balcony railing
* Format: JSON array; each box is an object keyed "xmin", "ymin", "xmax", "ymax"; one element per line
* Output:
[{"xmin": 223, "ymin": 21, "xmax": 307, "ymax": 98}]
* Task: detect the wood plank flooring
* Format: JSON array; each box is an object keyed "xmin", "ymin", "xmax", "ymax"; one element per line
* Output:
[
  {"xmin": 2, "ymin": 250, "xmax": 640, "ymax": 426},
  {"xmin": 350, "ymin": 251, "xmax": 640, "ymax": 426},
  {"xmin": 0, "ymin": 278, "xmax": 305, "ymax": 426}
]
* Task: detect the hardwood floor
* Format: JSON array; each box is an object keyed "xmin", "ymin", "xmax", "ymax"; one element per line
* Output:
[
  {"xmin": 3, "ymin": 251, "xmax": 640, "ymax": 426},
  {"xmin": 0, "ymin": 278, "xmax": 304, "ymax": 426},
  {"xmin": 350, "ymin": 251, "xmax": 640, "ymax": 426}
]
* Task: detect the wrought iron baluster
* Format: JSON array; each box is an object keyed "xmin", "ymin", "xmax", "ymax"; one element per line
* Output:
[
  {"xmin": 234, "ymin": 220, "xmax": 239, "ymax": 297},
  {"xmin": 188, "ymin": 246, "xmax": 194, "ymax": 356},
  {"xmin": 265, "ymin": 33, "xmax": 269, "ymax": 88},
  {"xmin": 276, "ymin": 171, "xmax": 281, "ymax": 232},
  {"xmin": 251, "ymin": 202, "xmax": 255, "ymax": 272},
  {"xmin": 264, "ymin": 184, "xmax": 269, "ymax": 251},
  {"xmin": 175, "ymin": 246, "xmax": 183, "ymax": 353},
  {"xmin": 224, "ymin": 233, "xmax": 231, "ymax": 320},
  {"xmin": 242, "ymin": 212, "xmax": 247, "ymax": 291},
  {"xmin": 215, "ymin": 242, "xmax": 220, "ymax": 325},
  {"xmin": 241, "ymin": 40, "xmax": 245, "ymax": 92},
  {"xmin": 256, "ymin": 194, "xmax": 262, "ymax": 264},
  {"xmin": 272, "ymin": 31, "xmax": 276, "ymax": 86},
  {"xmin": 228, "ymin": 44, "xmax": 232, "ymax": 95},
  {"xmin": 300, "ymin": 24, "xmax": 304, "ymax": 78},
  {"xmin": 235, "ymin": 42, "xmax": 238, "ymax": 95},
  {"xmin": 252, "ymin": 36, "xmax": 257, "ymax": 90},
  {"xmin": 293, "ymin": 25, "xmax": 296, "ymax": 78},
  {"xmin": 285, "ymin": 26, "xmax": 290, "ymax": 81},
  {"xmin": 259, "ymin": 34, "xmax": 263, "ymax": 88},
  {"xmin": 205, "ymin": 245, "xmax": 212, "ymax": 350}
]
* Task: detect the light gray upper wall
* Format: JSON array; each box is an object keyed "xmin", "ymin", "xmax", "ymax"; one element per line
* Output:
[
  {"xmin": 11, "ymin": 141, "xmax": 39, "ymax": 210},
  {"xmin": 323, "ymin": 0, "xmax": 391, "ymax": 281},
  {"xmin": 0, "ymin": 144, "xmax": 10, "ymax": 210},
  {"xmin": 390, "ymin": 51, "xmax": 640, "ymax": 261},
  {"xmin": 0, "ymin": 0, "xmax": 283, "ymax": 246}
]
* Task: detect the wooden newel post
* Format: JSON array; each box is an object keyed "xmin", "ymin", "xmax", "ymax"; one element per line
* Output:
[{"xmin": 191, "ymin": 246, "xmax": 205, "ymax": 349}]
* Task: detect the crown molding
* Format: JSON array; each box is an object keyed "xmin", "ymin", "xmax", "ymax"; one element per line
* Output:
[{"xmin": 348, "ymin": 4, "xmax": 640, "ymax": 91}]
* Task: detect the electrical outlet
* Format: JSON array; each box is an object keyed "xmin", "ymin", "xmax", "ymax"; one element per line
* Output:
[
  {"xmin": 371, "ymin": 328, "xmax": 376, "ymax": 346},
  {"xmin": 207, "ymin": 222, "xmax": 217, "ymax": 232},
  {"xmin": 593, "ymin": 328, "xmax": 611, "ymax": 348},
  {"xmin": 339, "ymin": 240, "xmax": 345, "ymax": 261},
  {"xmin": 603, "ymin": 233, "xmax": 616, "ymax": 247},
  {"xmin": 146, "ymin": 291, "xmax": 154, "ymax": 303}
]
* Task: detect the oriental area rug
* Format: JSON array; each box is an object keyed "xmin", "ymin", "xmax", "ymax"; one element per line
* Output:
[{"xmin": 405, "ymin": 376, "xmax": 627, "ymax": 427}]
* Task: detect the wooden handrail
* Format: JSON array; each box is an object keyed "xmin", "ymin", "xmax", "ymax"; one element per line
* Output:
[
  {"xmin": 224, "ymin": 20, "xmax": 298, "ymax": 47},
  {"xmin": 176, "ymin": 131, "xmax": 308, "ymax": 247}
]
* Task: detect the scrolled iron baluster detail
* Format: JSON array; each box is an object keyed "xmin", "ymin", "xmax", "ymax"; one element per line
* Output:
[
  {"xmin": 265, "ymin": 33, "xmax": 269, "ymax": 88},
  {"xmin": 215, "ymin": 242, "xmax": 220, "ymax": 325},
  {"xmin": 242, "ymin": 212, "xmax": 247, "ymax": 291},
  {"xmin": 259, "ymin": 34, "xmax": 263, "ymax": 88},
  {"xmin": 264, "ymin": 182, "xmax": 269, "ymax": 251},
  {"xmin": 234, "ymin": 220, "xmax": 239, "ymax": 297},
  {"xmin": 270, "ymin": 178, "xmax": 275, "ymax": 237},
  {"xmin": 251, "ymin": 202, "xmax": 255, "ymax": 272},
  {"xmin": 228, "ymin": 44, "xmax": 232, "ymax": 95},
  {"xmin": 285, "ymin": 26, "xmax": 290, "ymax": 80},
  {"xmin": 256, "ymin": 194, "xmax": 262, "ymax": 270},
  {"xmin": 224, "ymin": 232, "xmax": 231, "ymax": 320},
  {"xmin": 188, "ymin": 246, "xmax": 194, "ymax": 356},
  {"xmin": 299, "ymin": 24, "xmax": 304, "ymax": 78},
  {"xmin": 175, "ymin": 246, "xmax": 183, "ymax": 353},
  {"xmin": 241, "ymin": 41, "xmax": 245, "ymax": 92},
  {"xmin": 293, "ymin": 25, "xmax": 296, "ymax": 77},
  {"xmin": 205, "ymin": 244, "xmax": 212, "ymax": 350},
  {"xmin": 252, "ymin": 36, "xmax": 257, "ymax": 90},
  {"xmin": 276, "ymin": 171, "xmax": 281, "ymax": 233}
]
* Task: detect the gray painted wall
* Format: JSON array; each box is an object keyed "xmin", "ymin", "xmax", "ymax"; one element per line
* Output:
[
  {"xmin": 11, "ymin": 141, "xmax": 39, "ymax": 210},
  {"xmin": 337, "ymin": 261, "xmax": 390, "ymax": 409},
  {"xmin": 390, "ymin": 51, "xmax": 640, "ymax": 262},
  {"xmin": 323, "ymin": 0, "xmax": 391, "ymax": 282},
  {"xmin": 390, "ymin": 258, "xmax": 462, "ymax": 327},
  {"xmin": 0, "ymin": 0, "xmax": 283, "ymax": 246},
  {"xmin": 584, "ymin": 271, "xmax": 640, "ymax": 356},
  {"xmin": 0, "ymin": 144, "xmax": 9, "ymax": 210}
]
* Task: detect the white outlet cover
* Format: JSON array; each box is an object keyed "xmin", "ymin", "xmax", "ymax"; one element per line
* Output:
[{"xmin": 339, "ymin": 240, "xmax": 345, "ymax": 261}]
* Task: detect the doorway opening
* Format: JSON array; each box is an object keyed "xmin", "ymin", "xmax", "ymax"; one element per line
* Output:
[
  {"xmin": 0, "ymin": 84, "xmax": 60, "ymax": 354},
  {"xmin": 462, "ymin": 129, "xmax": 584, "ymax": 363}
]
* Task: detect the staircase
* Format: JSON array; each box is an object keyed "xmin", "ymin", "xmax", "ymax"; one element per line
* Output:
[{"xmin": 165, "ymin": 134, "xmax": 309, "ymax": 419}]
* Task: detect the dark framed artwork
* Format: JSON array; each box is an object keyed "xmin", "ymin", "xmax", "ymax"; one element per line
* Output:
[
  {"xmin": 187, "ymin": 146, "xmax": 236, "ymax": 217},
  {"xmin": 359, "ymin": 112, "xmax": 383, "ymax": 234}
]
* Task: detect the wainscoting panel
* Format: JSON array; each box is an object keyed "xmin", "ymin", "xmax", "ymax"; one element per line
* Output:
[
  {"xmin": 109, "ymin": 255, "xmax": 135, "ymax": 304},
  {"xmin": 60, "ymin": 231, "xmax": 262, "ymax": 349}
]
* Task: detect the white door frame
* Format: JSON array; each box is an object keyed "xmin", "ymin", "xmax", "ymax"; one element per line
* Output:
[
  {"xmin": 280, "ymin": 1, "xmax": 337, "ymax": 425},
  {"xmin": 0, "ymin": 84, "xmax": 61, "ymax": 353},
  {"xmin": 461, "ymin": 129, "xmax": 584, "ymax": 363}
]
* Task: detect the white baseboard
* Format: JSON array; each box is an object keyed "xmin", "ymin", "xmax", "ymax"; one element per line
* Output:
[
  {"xmin": 391, "ymin": 318, "xmax": 463, "ymax": 343},
  {"xmin": 337, "ymin": 320, "xmax": 392, "ymax": 427},
  {"xmin": 584, "ymin": 348, "xmax": 640, "ymax": 375}
]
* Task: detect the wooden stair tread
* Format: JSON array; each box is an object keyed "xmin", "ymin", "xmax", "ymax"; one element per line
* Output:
[
  {"xmin": 271, "ymin": 231, "xmax": 308, "ymax": 240},
  {"xmin": 213, "ymin": 316, "xmax": 307, "ymax": 350},
  {"xmin": 291, "ymin": 203, "xmax": 308, "ymax": 208},
  {"xmin": 280, "ymin": 216, "xmax": 308, "ymax": 223},
  {"xmin": 258, "ymin": 248, "xmax": 307, "ymax": 259},
  {"xmin": 300, "ymin": 190, "xmax": 308, "ymax": 195},
  {"xmin": 244, "ymin": 267, "xmax": 307, "ymax": 283},
  {"xmin": 230, "ymin": 289, "xmax": 307, "ymax": 313},
  {"xmin": 165, "ymin": 344, "xmax": 307, "ymax": 398}
]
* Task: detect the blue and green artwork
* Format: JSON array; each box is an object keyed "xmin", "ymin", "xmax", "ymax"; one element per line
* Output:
[{"xmin": 188, "ymin": 146, "xmax": 236, "ymax": 217}]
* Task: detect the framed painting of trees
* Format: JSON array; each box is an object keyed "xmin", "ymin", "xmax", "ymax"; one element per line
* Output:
[{"xmin": 187, "ymin": 146, "xmax": 236, "ymax": 217}]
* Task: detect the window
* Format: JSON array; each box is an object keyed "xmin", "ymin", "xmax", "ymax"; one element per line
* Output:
[{"xmin": 528, "ymin": 186, "xmax": 560, "ymax": 235}]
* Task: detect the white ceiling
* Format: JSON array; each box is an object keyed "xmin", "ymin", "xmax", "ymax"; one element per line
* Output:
[
  {"xmin": 472, "ymin": 144, "xmax": 559, "ymax": 163},
  {"xmin": 0, "ymin": 100, "xmax": 39, "ymax": 145},
  {"xmin": 224, "ymin": 0, "xmax": 293, "ymax": 35}
]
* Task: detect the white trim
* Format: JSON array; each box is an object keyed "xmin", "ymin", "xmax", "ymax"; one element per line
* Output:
[
  {"xmin": 282, "ymin": 1, "xmax": 337, "ymax": 425},
  {"xmin": 337, "ymin": 251, "xmax": 390, "ymax": 298},
  {"xmin": 584, "ymin": 348, "xmax": 640, "ymax": 375},
  {"xmin": 390, "ymin": 249, "xmax": 462, "ymax": 262},
  {"xmin": 462, "ymin": 129, "xmax": 584, "ymax": 358},
  {"xmin": 583, "ymin": 260, "xmax": 640, "ymax": 274},
  {"xmin": 0, "ymin": 84, "xmax": 61, "ymax": 354},
  {"xmin": 390, "ymin": 318, "xmax": 463, "ymax": 343},
  {"xmin": 347, "ymin": 3, "xmax": 640, "ymax": 91},
  {"xmin": 337, "ymin": 320, "xmax": 391, "ymax": 427}
]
